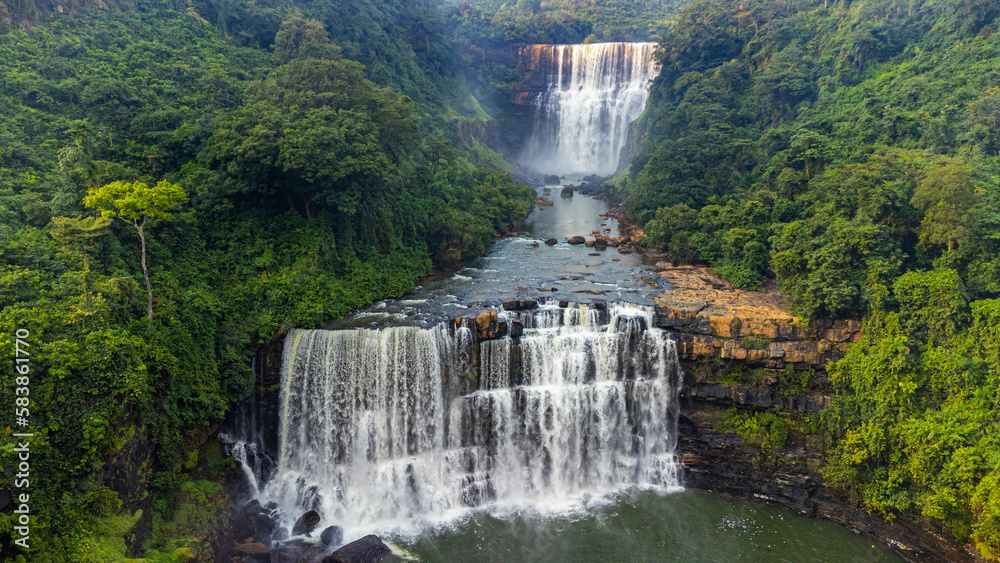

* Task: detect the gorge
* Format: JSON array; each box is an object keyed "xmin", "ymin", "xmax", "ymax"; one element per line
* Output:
[
  {"xmin": 4, "ymin": 0, "xmax": 998, "ymax": 560},
  {"xmin": 216, "ymin": 39, "xmax": 921, "ymax": 562}
]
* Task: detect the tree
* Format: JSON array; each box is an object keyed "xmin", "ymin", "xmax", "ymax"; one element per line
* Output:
[
  {"xmin": 911, "ymin": 159, "xmax": 979, "ymax": 253},
  {"xmin": 49, "ymin": 215, "xmax": 111, "ymax": 274},
  {"xmin": 83, "ymin": 180, "xmax": 188, "ymax": 320},
  {"xmin": 272, "ymin": 9, "xmax": 342, "ymax": 64},
  {"xmin": 49, "ymin": 215, "xmax": 112, "ymax": 317}
]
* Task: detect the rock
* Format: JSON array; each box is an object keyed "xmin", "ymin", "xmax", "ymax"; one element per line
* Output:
[
  {"xmin": 234, "ymin": 540, "xmax": 268, "ymax": 555},
  {"xmin": 567, "ymin": 236, "xmax": 586, "ymax": 245},
  {"xmin": 323, "ymin": 535, "xmax": 394, "ymax": 563},
  {"xmin": 509, "ymin": 319, "xmax": 524, "ymax": 339},
  {"xmin": 536, "ymin": 198, "xmax": 554, "ymax": 206},
  {"xmin": 592, "ymin": 299, "xmax": 607, "ymax": 310},
  {"xmin": 575, "ymin": 289, "xmax": 606, "ymax": 295},
  {"xmin": 321, "ymin": 525, "xmax": 345, "ymax": 547},
  {"xmin": 585, "ymin": 240, "xmax": 595, "ymax": 247},
  {"xmin": 475, "ymin": 308, "xmax": 501, "ymax": 340},
  {"xmin": 612, "ymin": 258, "xmax": 620, "ymax": 261},
  {"xmin": 558, "ymin": 299, "xmax": 569, "ymax": 308},
  {"xmin": 545, "ymin": 238, "xmax": 558, "ymax": 245},
  {"xmin": 503, "ymin": 298, "xmax": 537, "ymax": 311},
  {"xmin": 560, "ymin": 186, "xmax": 574, "ymax": 197},
  {"xmin": 618, "ymin": 247, "xmax": 632, "ymax": 254},
  {"xmin": 531, "ymin": 242, "xmax": 539, "ymax": 247},
  {"xmin": 291, "ymin": 510, "xmax": 322, "ymax": 536},
  {"xmin": 544, "ymin": 174, "xmax": 560, "ymax": 184},
  {"xmin": 273, "ymin": 527, "xmax": 290, "ymax": 542}
]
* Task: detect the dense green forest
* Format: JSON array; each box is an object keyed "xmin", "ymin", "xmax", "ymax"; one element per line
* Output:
[
  {"xmin": 0, "ymin": 1, "xmax": 531, "ymax": 560},
  {"xmin": 618, "ymin": 0, "xmax": 1000, "ymax": 557},
  {"xmin": 4, "ymin": 0, "xmax": 1000, "ymax": 560},
  {"xmin": 443, "ymin": 0, "xmax": 691, "ymax": 44}
]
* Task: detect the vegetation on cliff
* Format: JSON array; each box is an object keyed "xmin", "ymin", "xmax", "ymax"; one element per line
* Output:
[
  {"xmin": 0, "ymin": 2, "xmax": 531, "ymax": 560},
  {"xmin": 619, "ymin": 0, "xmax": 1000, "ymax": 557}
]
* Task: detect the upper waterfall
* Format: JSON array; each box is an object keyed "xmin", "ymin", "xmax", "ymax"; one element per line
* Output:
[
  {"xmin": 519, "ymin": 42, "xmax": 659, "ymax": 176},
  {"xmin": 261, "ymin": 302, "xmax": 682, "ymax": 538}
]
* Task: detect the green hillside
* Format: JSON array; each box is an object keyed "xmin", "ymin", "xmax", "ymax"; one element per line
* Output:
[
  {"xmin": 0, "ymin": 2, "xmax": 531, "ymax": 559},
  {"xmin": 619, "ymin": 0, "xmax": 1000, "ymax": 557}
]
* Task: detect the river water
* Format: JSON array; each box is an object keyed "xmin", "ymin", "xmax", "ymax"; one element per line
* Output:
[
  {"xmin": 254, "ymin": 186, "xmax": 902, "ymax": 562},
  {"xmin": 335, "ymin": 184, "xmax": 665, "ymax": 329},
  {"xmin": 239, "ymin": 39, "xmax": 905, "ymax": 560}
]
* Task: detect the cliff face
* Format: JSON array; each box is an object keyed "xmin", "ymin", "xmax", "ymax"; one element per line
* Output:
[{"xmin": 678, "ymin": 401, "xmax": 979, "ymax": 563}]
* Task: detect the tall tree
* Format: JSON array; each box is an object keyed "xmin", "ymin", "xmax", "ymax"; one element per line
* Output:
[{"xmin": 83, "ymin": 180, "xmax": 188, "ymax": 320}]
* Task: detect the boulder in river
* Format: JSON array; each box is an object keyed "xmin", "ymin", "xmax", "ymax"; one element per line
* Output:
[
  {"xmin": 561, "ymin": 186, "xmax": 574, "ymax": 197},
  {"xmin": 545, "ymin": 238, "xmax": 558, "ymax": 245},
  {"xmin": 475, "ymin": 308, "xmax": 501, "ymax": 340},
  {"xmin": 510, "ymin": 318, "xmax": 524, "ymax": 339},
  {"xmin": 321, "ymin": 525, "xmax": 345, "ymax": 547},
  {"xmin": 291, "ymin": 510, "xmax": 322, "ymax": 536},
  {"xmin": 567, "ymin": 236, "xmax": 586, "ymax": 245},
  {"xmin": 234, "ymin": 540, "xmax": 268, "ymax": 556},
  {"xmin": 503, "ymin": 298, "xmax": 537, "ymax": 311},
  {"xmin": 585, "ymin": 240, "xmax": 595, "ymax": 247},
  {"xmin": 544, "ymin": 174, "xmax": 561, "ymax": 184},
  {"xmin": 536, "ymin": 198, "xmax": 554, "ymax": 206},
  {"xmin": 323, "ymin": 535, "xmax": 396, "ymax": 563}
]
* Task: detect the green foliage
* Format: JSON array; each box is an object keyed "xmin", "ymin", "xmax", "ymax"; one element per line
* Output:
[
  {"xmin": 0, "ymin": 2, "xmax": 532, "ymax": 560},
  {"xmin": 621, "ymin": 0, "xmax": 1000, "ymax": 315},
  {"xmin": 717, "ymin": 408, "xmax": 789, "ymax": 454},
  {"xmin": 83, "ymin": 181, "xmax": 188, "ymax": 225},
  {"xmin": 446, "ymin": 0, "xmax": 691, "ymax": 44},
  {"xmin": 621, "ymin": 0, "xmax": 1000, "ymax": 554}
]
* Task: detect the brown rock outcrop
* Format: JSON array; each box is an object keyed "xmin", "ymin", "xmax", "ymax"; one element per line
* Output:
[{"xmin": 475, "ymin": 308, "xmax": 501, "ymax": 340}]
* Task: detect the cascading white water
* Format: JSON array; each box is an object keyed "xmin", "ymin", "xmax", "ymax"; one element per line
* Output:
[
  {"xmin": 262, "ymin": 302, "xmax": 682, "ymax": 538},
  {"xmin": 521, "ymin": 42, "xmax": 659, "ymax": 176}
]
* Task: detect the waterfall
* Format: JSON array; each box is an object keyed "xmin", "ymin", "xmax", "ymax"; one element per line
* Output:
[
  {"xmin": 521, "ymin": 42, "xmax": 659, "ymax": 176},
  {"xmin": 261, "ymin": 302, "xmax": 682, "ymax": 537}
]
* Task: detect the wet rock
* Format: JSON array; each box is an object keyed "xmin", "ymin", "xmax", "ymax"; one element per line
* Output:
[
  {"xmin": 502, "ymin": 298, "xmax": 537, "ymax": 311},
  {"xmin": 509, "ymin": 319, "xmax": 524, "ymax": 339},
  {"xmin": 273, "ymin": 527, "xmax": 289, "ymax": 542},
  {"xmin": 585, "ymin": 240, "xmax": 595, "ymax": 247},
  {"xmin": 536, "ymin": 198, "xmax": 554, "ymax": 206},
  {"xmin": 558, "ymin": 299, "xmax": 569, "ymax": 308},
  {"xmin": 321, "ymin": 525, "xmax": 345, "ymax": 547},
  {"xmin": 475, "ymin": 308, "xmax": 501, "ymax": 340},
  {"xmin": 588, "ymin": 253, "xmax": 601, "ymax": 256},
  {"xmin": 567, "ymin": 236, "xmax": 586, "ymax": 245},
  {"xmin": 544, "ymin": 174, "xmax": 560, "ymax": 184},
  {"xmin": 561, "ymin": 186, "xmax": 574, "ymax": 197},
  {"xmin": 612, "ymin": 258, "xmax": 620, "ymax": 261},
  {"xmin": 575, "ymin": 289, "xmax": 606, "ymax": 295},
  {"xmin": 618, "ymin": 247, "xmax": 632, "ymax": 254},
  {"xmin": 531, "ymin": 242, "xmax": 540, "ymax": 247},
  {"xmin": 545, "ymin": 238, "xmax": 558, "ymax": 245},
  {"xmin": 291, "ymin": 510, "xmax": 322, "ymax": 536},
  {"xmin": 323, "ymin": 535, "xmax": 395, "ymax": 563},
  {"xmin": 234, "ymin": 540, "xmax": 268, "ymax": 555},
  {"xmin": 592, "ymin": 299, "xmax": 607, "ymax": 310}
]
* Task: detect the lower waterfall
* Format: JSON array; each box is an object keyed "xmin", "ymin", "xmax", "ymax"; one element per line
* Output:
[{"xmin": 260, "ymin": 302, "xmax": 683, "ymax": 537}]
